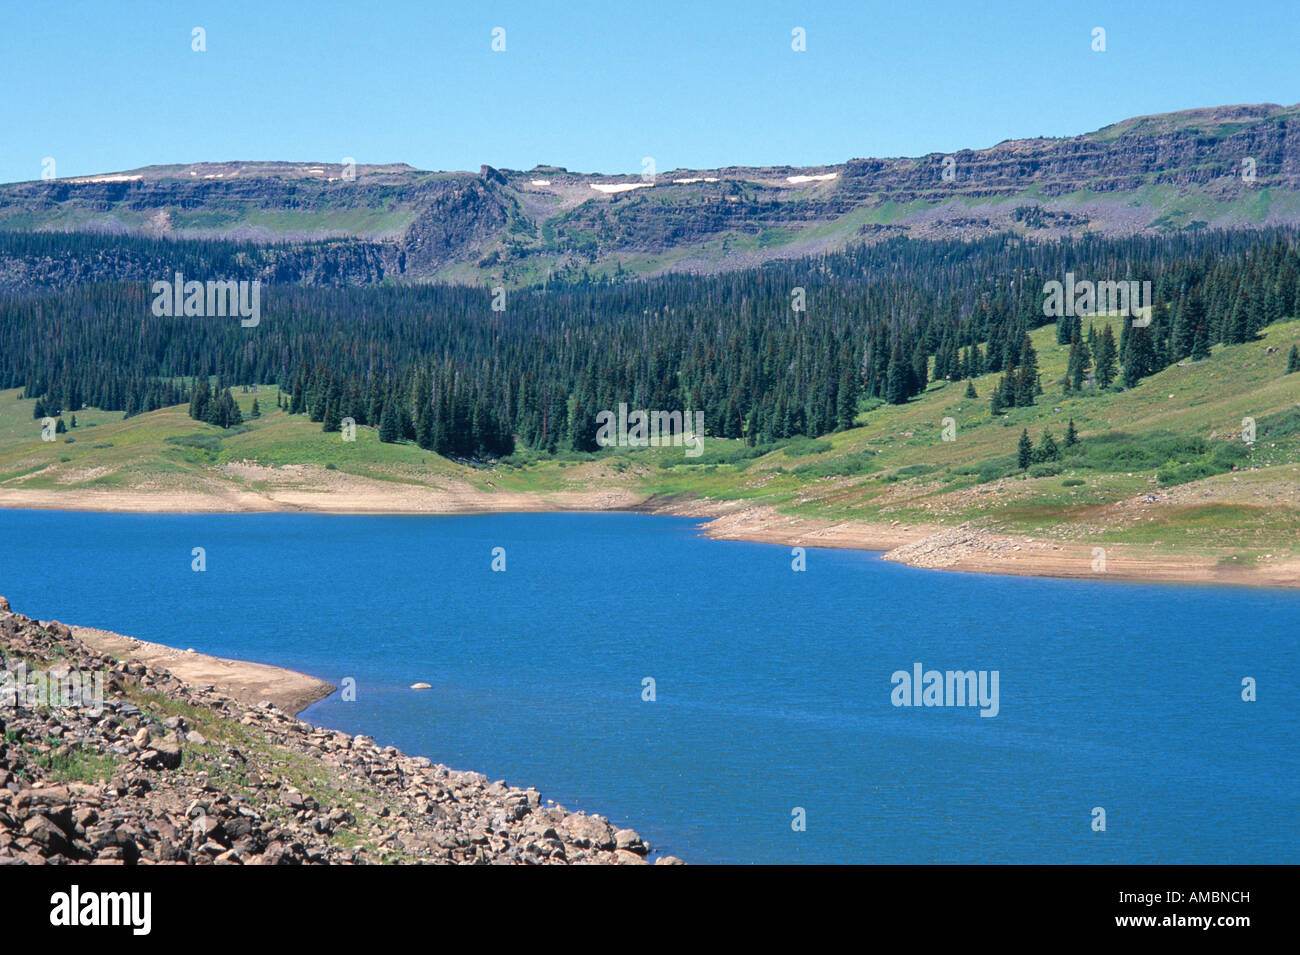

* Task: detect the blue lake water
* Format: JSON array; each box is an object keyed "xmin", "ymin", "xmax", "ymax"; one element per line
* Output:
[{"xmin": 1, "ymin": 508, "xmax": 1296, "ymax": 864}]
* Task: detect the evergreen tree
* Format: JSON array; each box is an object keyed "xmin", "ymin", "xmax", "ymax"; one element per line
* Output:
[
  {"xmin": 378, "ymin": 397, "xmax": 402, "ymax": 443},
  {"xmin": 1017, "ymin": 429, "xmax": 1032, "ymax": 470},
  {"xmin": 1288, "ymin": 345, "xmax": 1300, "ymax": 374},
  {"xmin": 1035, "ymin": 428, "xmax": 1058, "ymax": 463},
  {"xmin": 322, "ymin": 398, "xmax": 341, "ymax": 433},
  {"xmin": 1093, "ymin": 325, "xmax": 1118, "ymax": 388},
  {"xmin": 1122, "ymin": 325, "xmax": 1156, "ymax": 388},
  {"xmin": 1066, "ymin": 335, "xmax": 1088, "ymax": 393},
  {"xmin": 964, "ymin": 379, "xmax": 976, "ymax": 399},
  {"xmin": 835, "ymin": 366, "xmax": 859, "ymax": 431},
  {"xmin": 1014, "ymin": 334, "xmax": 1039, "ymax": 406},
  {"xmin": 1065, "ymin": 418, "xmax": 1079, "ymax": 448},
  {"xmin": 884, "ymin": 344, "xmax": 908, "ymax": 405},
  {"xmin": 1190, "ymin": 321, "xmax": 1211, "ymax": 361}
]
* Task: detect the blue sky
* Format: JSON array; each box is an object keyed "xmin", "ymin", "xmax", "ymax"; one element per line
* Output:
[{"xmin": 2, "ymin": 0, "xmax": 1297, "ymax": 183}]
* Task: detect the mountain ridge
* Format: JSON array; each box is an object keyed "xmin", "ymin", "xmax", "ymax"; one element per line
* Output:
[{"xmin": 3, "ymin": 102, "xmax": 1299, "ymax": 286}]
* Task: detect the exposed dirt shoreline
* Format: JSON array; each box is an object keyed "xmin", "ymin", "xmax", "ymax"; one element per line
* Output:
[
  {"xmin": 2, "ymin": 485, "xmax": 1297, "ymax": 589},
  {"xmin": 71, "ymin": 626, "xmax": 336, "ymax": 717}
]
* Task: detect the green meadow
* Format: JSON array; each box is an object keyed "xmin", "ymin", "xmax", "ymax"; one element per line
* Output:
[{"xmin": 4, "ymin": 316, "xmax": 1299, "ymax": 560}]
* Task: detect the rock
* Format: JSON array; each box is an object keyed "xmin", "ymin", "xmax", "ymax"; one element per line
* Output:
[
  {"xmin": 26, "ymin": 785, "xmax": 72, "ymax": 806},
  {"xmin": 0, "ymin": 597, "xmax": 673, "ymax": 867},
  {"xmin": 654, "ymin": 855, "xmax": 686, "ymax": 865},
  {"xmin": 23, "ymin": 814, "xmax": 70, "ymax": 854},
  {"xmin": 614, "ymin": 828, "xmax": 646, "ymax": 853},
  {"xmin": 562, "ymin": 814, "xmax": 616, "ymax": 850},
  {"xmin": 149, "ymin": 738, "xmax": 183, "ymax": 769}
]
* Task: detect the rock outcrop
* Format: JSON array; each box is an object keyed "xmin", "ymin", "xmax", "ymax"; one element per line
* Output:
[{"xmin": 1, "ymin": 103, "xmax": 1297, "ymax": 287}]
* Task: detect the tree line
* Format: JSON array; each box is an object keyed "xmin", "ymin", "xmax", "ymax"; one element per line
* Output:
[{"xmin": 1, "ymin": 228, "xmax": 1296, "ymax": 456}]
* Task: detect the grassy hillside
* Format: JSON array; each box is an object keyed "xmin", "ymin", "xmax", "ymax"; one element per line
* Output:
[{"xmin": 3, "ymin": 316, "xmax": 1300, "ymax": 561}]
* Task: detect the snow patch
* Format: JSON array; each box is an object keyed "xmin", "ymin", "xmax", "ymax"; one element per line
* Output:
[
  {"xmin": 68, "ymin": 175, "xmax": 143, "ymax": 184},
  {"xmin": 591, "ymin": 182, "xmax": 653, "ymax": 194}
]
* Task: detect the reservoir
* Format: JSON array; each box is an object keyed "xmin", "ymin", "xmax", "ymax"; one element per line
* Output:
[{"xmin": 1, "ymin": 508, "xmax": 1295, "ymax": 864}]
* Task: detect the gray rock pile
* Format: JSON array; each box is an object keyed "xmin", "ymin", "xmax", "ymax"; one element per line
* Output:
[{"xmin": 0, "ymin": 597, "xmax": 682, "ymax": 865}]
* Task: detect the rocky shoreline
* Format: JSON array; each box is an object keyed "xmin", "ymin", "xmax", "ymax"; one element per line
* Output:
[{"xmin": 0, "ymin": 596, "xmax": 680, "ymax": 865}]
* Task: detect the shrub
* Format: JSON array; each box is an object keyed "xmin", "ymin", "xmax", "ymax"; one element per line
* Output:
[
  {"xmin": 164, "ymin": 434, "xmax": 223, "ymax": 454},
  {"xmin": 792, "ymin": 454, "xmax": 878, "ymax": 478},
  {"xmin": 894, "ymin": 464, "xmax": 938, "ymax": 477},
  {"xmin": 781, "ymin": 437, "xmax": 834, "ymax": 457}
]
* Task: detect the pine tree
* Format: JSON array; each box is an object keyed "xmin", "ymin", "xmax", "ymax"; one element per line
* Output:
[
  {"xmin": 378, "ymin": 397, "xmax": 402, "ymax": 443},
  {"xmin": 322, "ymin": 398, "xmax": 341, "ymax": 433},
  {"xmin": 884, "ymin": 345, "xmax": 908, "ymax": 405},
  {"xmin": 1014, "ymin": 334, "xmax": 1039, "ymax": 406},
  {"xmin": 1066, "ymin": 335, "xmax": 1088, "ymax": 393},
  {"xmin": 836, "ymin": 366, "xmax": 859, "ymax": 431},
  {"xmin": 1093, "ymin": 325, "xmax": 1118, "ymax": 388},
  {"xmin": 250, "ymin": 398, "xmax": 261, "ymax": 418},
  {"xmin": 1017, "ymin": 429, "xmax": 1032, "ymax": 470},
  {"xmin": 964, "ymin": 379, "xmax": 976, "ymax": 399},
  {"xmin": 1190, "ymin": 321, "xmax": 1211, "ymax": 361},
  {"xmin": 1123, "ymin": 325, "xmax": 1155, "ymax": 388},
  {"xmin": 1065, "ymin": 419, "xmax": 1079, "ymax": 448},
  {"xmin": 1287, "ymin": 345, "xmax": 1300, "ymax": 374},
  {"xmin": 910, "ymin": 341, "xmax": 928, "ymax": 396},
  {"xmin": 1036, "ymin": 428, "xmax": 1058, "ymax": 462}
]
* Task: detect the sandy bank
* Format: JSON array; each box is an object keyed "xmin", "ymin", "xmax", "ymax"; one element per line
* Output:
[
  {"xmin": 71, "ymin": 626, "xmax": 335, "ymax": 716},
  {"xmin": 0, "ymin": 483, "xmax": 645, "ymax": 516},
  {"xmin": 3, "ymin": 484, "xmax": 1297, "ymax": 589},
  {"xmin": 669, "ymin": 501, "xmax": 1300, "ymax": 589}
]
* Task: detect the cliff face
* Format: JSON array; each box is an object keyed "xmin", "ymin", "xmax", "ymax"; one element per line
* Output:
[{"xmin": 1, "ymin": 102, "xmax": 1297, "ymax": 286}]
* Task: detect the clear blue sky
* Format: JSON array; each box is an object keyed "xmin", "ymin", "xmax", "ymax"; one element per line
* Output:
[{"xmin": 2, "ymin": 0, "xmax": 1297, "ymax": 183}]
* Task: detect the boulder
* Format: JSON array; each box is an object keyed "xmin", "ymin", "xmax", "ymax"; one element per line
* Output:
[
  {"xmin": 23, "ymin": 813, "xmax": 70, "ymax": 854},
  {"xmin": 562, "ymin": 814, "xmax": 616, "ymax": 850},
  {"xmin": 614, "ymin": 828, "xmax": 647, "ymax": 853},
  {"xmin": 141, "ymin": 739, "xmax": 182, "ymax": 770}
]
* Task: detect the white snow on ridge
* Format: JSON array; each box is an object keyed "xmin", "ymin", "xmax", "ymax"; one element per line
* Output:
[
  {"xmin": 68, "ymin": 175, "xmax": 144, "ymax": 184},
  {"xmin": 530, "ymin": 179, "xmax": 552, "ymax": 186},
  {"xmin": 786, "ymin": 173, "xmax": 838, "ymax": 184},
  {"xmin": 591, "ymin": 182, "xmax": 654, "ymax": 194},
  {"xmin": 672, "ymin": 177, "xmax": 720, "ymax": 184}
]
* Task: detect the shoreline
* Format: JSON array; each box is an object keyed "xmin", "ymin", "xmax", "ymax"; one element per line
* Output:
[
  {"xmin": 1, "ymin": 598, "xmax": 671, "ymax": 864},
  {"xmin": 70, "ymin": 626, "xmax": 336, "ymax": 717},
  {"xmin": 2, "ymin": 486, "xmax": 1298, "ymax": 589}
]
